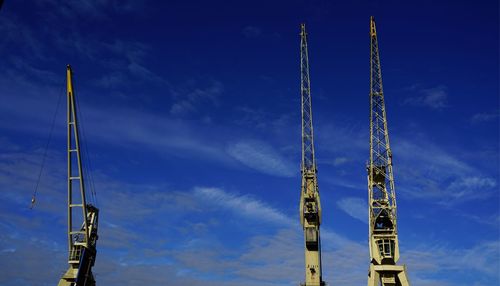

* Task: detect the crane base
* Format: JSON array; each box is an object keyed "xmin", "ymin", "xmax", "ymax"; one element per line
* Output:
[{"xmin": 368, "ymin": 264, "xmax": 410, "ymax": 286}]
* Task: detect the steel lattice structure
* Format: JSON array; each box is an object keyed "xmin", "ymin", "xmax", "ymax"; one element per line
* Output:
[
  {"xmin": 367, "ymin": 17, "xmax": 410, "ymax": 286},
  {"xmin": 301, "ymin": 24, "xmax": 315, "ymax": 172},
  {"xmin": 299, "ymin": 23, "xmax": 325, "ymax": 286},
  {"xmin": 58, "ymin": 65, "xmax": 99, "ymax": 286}
]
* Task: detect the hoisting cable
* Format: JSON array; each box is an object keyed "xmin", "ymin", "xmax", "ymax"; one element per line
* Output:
[
  {"xmin": 30, "ymin": 81, "xmax": 64, "ymax": 209},
  {"xmin": 73, "ymin": 80, "xmax": 98, "ymax": 207}
]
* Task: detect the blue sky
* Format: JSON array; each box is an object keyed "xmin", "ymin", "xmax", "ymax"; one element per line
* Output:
[{"xmin": 0, "ymin": 0, "xmax": 498, "ymax": 285}]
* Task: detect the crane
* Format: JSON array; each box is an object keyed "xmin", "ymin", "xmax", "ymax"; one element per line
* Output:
[
  {"xmin": 58, "ymin": 65, "xmax": 99, "ymax": 286},
  {"xmin": 299, "ymin": 23, "xmax": 325, "ymax": 286},
  {"xmin": 367, "ymin": 17, "xmax": 410, "ymax": 286}
]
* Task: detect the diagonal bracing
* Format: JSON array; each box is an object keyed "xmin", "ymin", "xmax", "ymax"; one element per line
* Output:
[
  {"xmin": 367, "ymin": 17, "xmax": 411, "ymax": 286},
  {"xmin": 299, "ymin": 23, "xmax": 325, "ymax": 286}
]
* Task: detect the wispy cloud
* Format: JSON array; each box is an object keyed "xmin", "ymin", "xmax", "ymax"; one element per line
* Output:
[
  {"xmin": 403, "ymin": 85, "xmax": 448, "ymax": 109},
  {"xmin": 394, "ymin": 137, "xmax": 498, "ymax": 205},
  {"xmin": 1, "ymin": 149, "xmax": 498, "ymax": 286},
  {"xmin": 316, "ymin": 119, "xmax": 498, "ymax": 206},
  {"xmin": 316, "ymin": 121, "xmax": 366, "ymax": 162},
  {"xmin": 0, "ymin": 86, "xmax": 229, "ymax": 162},
  {"xmin": 0, "ymin": 84, "xmax": 297, "ymax": 179},
  {"xmin": 195, "ymin": 187, "xmax": 292, "ymax": 226},
  {"xmin": 170, "ymin": 80, "xmax": 224, "ymax": 116},
  {"xmin": 471, "ymin": 111, "xmax": 499, "ymax": 123},
  {"xmin": 226, "ymin": 140, "xmax": 296, "ymax": 177},
  {"xmin": 336, "ymin": 197, "xmax": 367, "ymax": 223},
  {"xmin": 242, "ymin": 26, "xmax": 262, "ymax": 38},
  {"xmin": 34, "ymin": 0, "xmax": 142, "ymax": 20},
  {"xmin": 0, "ymin": 14, "xmax": 46, "ymax": 60},
  {"xmin": 0, "ymin": 235, "xmax": 66, "ymax": 285},
  {"xmin": 9, "ymin": 56, "xmax": 59, "ymax": 84},
  {"xmin": 403, "ymin": 240, "xmax": 500, "ymax": 282},
  {"xmin": 332, "ymin": 157, "xmax": 349, "ymax": 166},
  {"xmin": 0, "ymin": 149, "xmax": 66, "ymax": 213},
  {"xmin": 0, "ymin": 4, "xmax": 166, "ymax": 94},
  {"xmin": 99, "ymin": 40, "xmax": 168, "ymax": 85},
  {"xmin": 233, "ymin": 106, "xmax": 297, "ymax": 141},
  {"xmin": 446, "ymin": 176, "xmax": 497, "ymax": 200}
]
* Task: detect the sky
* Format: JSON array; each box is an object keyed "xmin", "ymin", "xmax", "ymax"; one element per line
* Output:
[{"xmin": 0, "ymin": 0, "xmax": 498, "ymax": 285}]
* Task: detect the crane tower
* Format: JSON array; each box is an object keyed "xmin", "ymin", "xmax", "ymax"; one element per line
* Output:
[
  {"xmin": 299, "ymin": 23, "xmax": 325, "ymax": 286},
  {"xmin": 367, "ymin": 17, "xmax": 410, "ymax": 286},
  {"xmin": 58, "ymin": 65, "xmax": 99, "ymax": 286}
]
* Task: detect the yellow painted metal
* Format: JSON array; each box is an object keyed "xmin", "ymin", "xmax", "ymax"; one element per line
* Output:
[
  {"xmin": 299, "ymin": 23, "xmax": 325, "ymax": 286},
  {"xmin": 58, "ymin": 65, "xmax": 99, "ymax": 286},
  {"xmin": 300, "ymin": 170, "xmax": 323, "ymax": 286},
  {"xmin": 367, "ymin": 17, "xmax": 410, "ymax": 286}
]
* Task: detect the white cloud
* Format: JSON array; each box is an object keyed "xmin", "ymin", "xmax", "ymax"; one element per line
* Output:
[
  {"xmin": 1, "ymin": 152, "xmax": 498, "ymax": 286},
  {"xmin": 402, "ymin": 240, "xmax": 500, "ymax": 282},
  {"xmin": 34, "ymin": 0, "xmax": 141, "ymax": 20},
  {"xmin": 194, "ymin": 187, "xmax": 292, "ymax": 226},
  {"xmin": 0, "ymin": 88, "xmax": 234, "ymax": 164},
  {"xmin": 394, "ymin": 138, "xmax": 497, "ymax": 204},
  {"xmin": 333, "ymin": 157, "xmax": 349, "ymax": 166},
  {"xmin": 336, "ymin": 197, "xmax": 368, "ymax": 223},
  {"xmin": 170, "ymin": 81, "xmax": 224, "ymax": 116},
  {"xmin": 226, "ymin": 140, "xmax": 296, "ymax": 177},
  {"xmin": 471, "ymin": 112, "xmax": 499, "ymax": 123},
  {"xmin": 403, "ymin": 85, "xmax": 448, "ymax": 109},
  {"xmin": 446, "ymin": 176, "xmax": 497, "ymax": 200},
  {"xmin": 316, "ymin": 121, "xmax": 498, "ymax": 206}
]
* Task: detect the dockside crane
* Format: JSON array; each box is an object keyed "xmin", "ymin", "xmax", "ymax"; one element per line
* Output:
[
  {"xmin": 58, "ymin": 65, "xmax": 99, "ymax": 286},
  {"xmin": 367, "ymin": 17, "xmax": 410, "ymax": 286},
  {"xmin": 299, "ymin": 23, "xmax": 325, "ymax": 286}
]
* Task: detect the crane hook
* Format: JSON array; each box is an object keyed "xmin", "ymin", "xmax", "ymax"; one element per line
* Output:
[{"xmin": 30, "ymin": 196, "xmax": 36, "ymax": 209}]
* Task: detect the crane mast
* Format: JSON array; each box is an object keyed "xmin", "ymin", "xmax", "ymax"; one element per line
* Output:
[
  {"xmin": 58, "ymin": 65, "xmax": 99, "ymax": 286},
  {"xmin": 299, "ymin": 23, "xmax": 325, "ymax": 286},
  {"xmin": 367, "ymin": 17, "xmax": 410, "ymax": 286}
]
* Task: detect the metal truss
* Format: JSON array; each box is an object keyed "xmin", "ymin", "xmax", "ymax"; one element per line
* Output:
[
  {"xmin": 299, "ymin": 23, "xmax": 325, "ymax": 286},
  {"xmin": 58, "ymin": 65, "xmax": 99, "ymax": 286},
  {"xmin": 367, "ymin": 17, "xmax": 410, "ymax": 286}
]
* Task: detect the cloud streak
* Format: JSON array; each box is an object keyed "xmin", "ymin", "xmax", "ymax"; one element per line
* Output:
[
  {"xmin": 0, "ymin": 147, "xmax": 498, "ymax": 286},
  {"xmin": 170, "ymin": 80, "xmax": 224, "ymax": 116},
  {"xmin": 226, "ymin": 140, "xmax": 296, "ymax": 177},
  {"xmin": 403, "ymin": 85, "xmax": 448, "ymax": 109},
  {"xmin": 471, "ymin": 111, "xmax": 499, "ymax": 123},
  {"xmin": 394, "ymin": 137, "xmax": 498, "ymax": 205},
  {"xmin": 195, "ymin": 187, "xmax": 292, "ymax": 226},
  {"xmin": 336, "ymin": 197, "xmax": 368, "ymax": 223}
]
